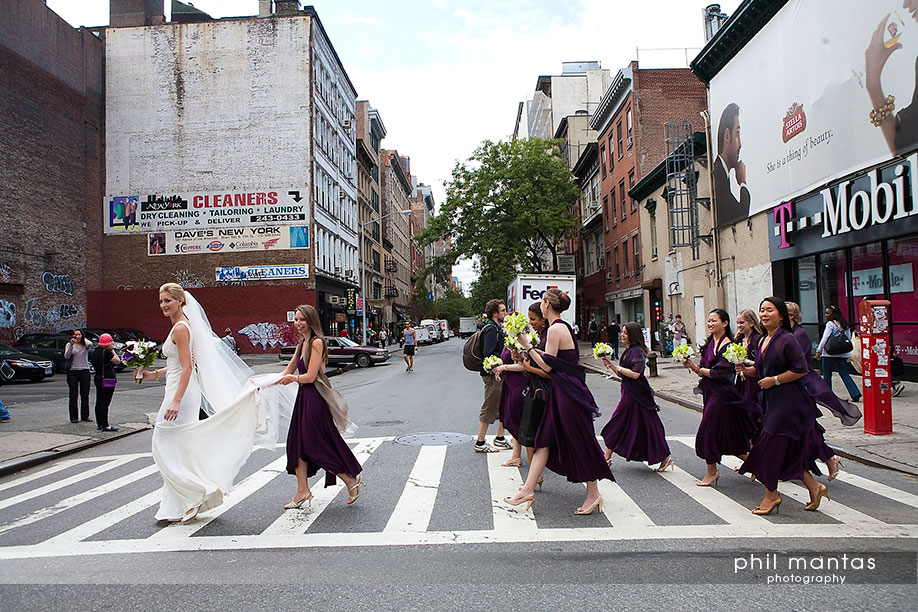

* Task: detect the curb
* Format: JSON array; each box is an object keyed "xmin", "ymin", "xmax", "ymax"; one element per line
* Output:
[
  {"xmin": 0, "ymin": 426, "xmax": 151, "ymax": 478},
  {"xmin": 582, "ymin": 359, "xmax": 918, "ymax": 477}
]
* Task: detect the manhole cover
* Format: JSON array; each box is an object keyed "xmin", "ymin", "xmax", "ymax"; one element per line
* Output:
[{"xmin": 393, "ymin": 432, "xmax": 474, "ymax": 446}]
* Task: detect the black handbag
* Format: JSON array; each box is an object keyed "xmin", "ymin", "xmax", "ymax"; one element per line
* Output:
[
  {"xmin": 825, "ymin": 325, "xmax": 853, "ymax": 354},
  {"xmin": 517, "ymin": 393, "xmax": 546, "ymax": 448}
]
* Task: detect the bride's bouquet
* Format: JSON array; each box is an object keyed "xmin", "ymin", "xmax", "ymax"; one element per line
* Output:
[
  {"xmin": 592, "ymin": 342, "xmax": 613, "ymax": 361},
  {"xmin": 505, "ymin": 331, "xmax": 540, "ymax": 351},
  {"xmin": 482, "ymin": 355, "xmax": 503, "ymax": 374},
  {"xmin": 122, "ymin": 340, "xmax": 159, "ymax": 383},
  {"xmin": 724, "ymin": 342, "xmax": 748, "ymax": 380},
  {"xmin": 671, "ymin": 343, "xmax": 694, "ymax": 363}
]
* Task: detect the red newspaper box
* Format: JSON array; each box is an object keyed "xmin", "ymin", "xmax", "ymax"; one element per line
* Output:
[{"xmin": 858, "ymin": 300, "xmax": 893, "ymax": 435}]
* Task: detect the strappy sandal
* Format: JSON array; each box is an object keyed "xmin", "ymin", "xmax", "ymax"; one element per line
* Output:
[
  {"xmin": 346, "ymin": 475, "xmax": 362, "ymax": 505},
  {"xmin": 501, "ymin": 457, "xmax": 523, "ymax": 467}
]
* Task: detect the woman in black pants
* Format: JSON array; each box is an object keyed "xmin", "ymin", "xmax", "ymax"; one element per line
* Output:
[
  {"xmin": 90, "ymin": 333, "xmax": 121, "ymax": 432},
  {"xmin": 64, "ymin": 329, "xmax": 93, "ymax": 423}
]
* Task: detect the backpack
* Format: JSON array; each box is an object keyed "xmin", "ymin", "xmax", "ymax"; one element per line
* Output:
[{"xmin": 463, "ymin": 324, "xmax": 492, "ymax": 371}]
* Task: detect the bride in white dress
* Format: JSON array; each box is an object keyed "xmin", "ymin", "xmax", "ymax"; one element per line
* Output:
[{"xmin": 138, "ymin": 283, "xmax": 294, "ymax": 522}]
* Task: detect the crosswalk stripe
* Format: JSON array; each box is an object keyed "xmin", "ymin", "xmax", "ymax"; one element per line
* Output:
[
  {"xmin": 39, "ymin": 489, "xmax": 162, "ymax": 547},
  {"xmin": 384, "ymin": 445, "xmax": 446, "ymax": 533},
  {"xmin": 0, "ymin": 464, "xmax": 160, "ymax": 536},
  {"xmin": 486, "ymin": 447, "xmax": 538, "ymax": 534},
  {"xmin": 0, "ymin": 456, "xmax": 138, "ymax": 511},
  {"xmin": 150, "ymin": 455, "xmax": 288, "ymax": 540},
  {"xmin": 259, "ymin": 438, "xmax": 385, "ymax": 536},
  {"xmin": 596, "ymin": 480, "xmax": 655, "ymax": 528},
  {"xmin": 0, "ymin": 459, "xmax": 82, "ymax": 494},
  {"xmin": 820, "ymin": 465, "xmax": 918, "ymax": 509},
  {"xmin": 664, "ymin": 463, "xmax": 769, "ymax": 528}
]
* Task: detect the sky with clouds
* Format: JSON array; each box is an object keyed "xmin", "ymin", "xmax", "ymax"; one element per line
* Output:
[{"xmin": 46, "ymin": 0, "xmax": 741, "ymax": 290}]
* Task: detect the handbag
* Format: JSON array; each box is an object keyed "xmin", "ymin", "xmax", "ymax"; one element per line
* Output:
[
  {"xmin": 517, "ymin": 393, "xmax": 546, "ymax": 448},
  {"xmin": 825, "ymin": 323, "xmax": 853, "ymax": 354},
  {"xmin": 102, "ymin": 377, "xmax": 117, "ymax": 389}
]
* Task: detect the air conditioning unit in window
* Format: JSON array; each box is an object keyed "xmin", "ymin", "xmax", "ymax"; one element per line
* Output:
[
  {"xmin": 345, "ymin": 269, "xmax": 354, "ymax": 277},
  {"xmin": 627, "ymin": 137, "xmax": 633, "ymax": 148},
  {"xmin": 342, "ymin": 120, "xmax": 352, "ymax": 130},
  {"xmin": 606, "ymin": 272, "xmax": 613, "ymax": 281},
  {"xmin": 651, "ymin": 247, "xmax": 658, "ymax": 258},
  {"xmin": 334, "ymin": 267, "xmax": 341, "ymax": 275}
]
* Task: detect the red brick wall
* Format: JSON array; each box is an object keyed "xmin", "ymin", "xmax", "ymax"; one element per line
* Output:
[{"xmin": 87, "ymin": 285, "xmax": 315, "ymax": 352}]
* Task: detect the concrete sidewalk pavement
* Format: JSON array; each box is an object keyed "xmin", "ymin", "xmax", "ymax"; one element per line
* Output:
[{"xmin": 578, "ymin": 341, "xmax": 918, "ymax": 477}]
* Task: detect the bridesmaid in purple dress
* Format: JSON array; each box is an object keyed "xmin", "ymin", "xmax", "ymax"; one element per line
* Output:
[
  {"xmin": 279, "ymin": 304, "xmax": 363, "ymax": 509},
  {"xmin": 493, "ymin": 302, "xmax": 548, "ymax": 468},
  {"xmin": 600, "ymin": 322, "xmax": 673, "ymax": 471},
  {"xmin": 683, "ymin": 309, "xmax": 761, "ymax": 487},
  {"xmin": 737, "ymin": 297, "xmax": 827, "ymax": 515},
  {"xmin": 504, "ymin": 289, "xmax": 614, "ymax": 515},
  {"xmin": 785, "ymin": 302, "xmax": 860, "ymax": 481},
  {"xmin": 734, "ymin": 309, "xmax": 763, "ymax": 414}
]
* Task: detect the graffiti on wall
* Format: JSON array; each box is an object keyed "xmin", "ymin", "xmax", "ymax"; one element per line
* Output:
[
  {"xmin": 237, "ymin": 322, "xmax": 288, "ymax": 349},
  {"xmin": 0, "ymin": 263, "xmax": 12, "ymax": 283},
  {"xmin": 42, "ymin": 272, "xmax": 75, "ymax": 296},
  {"xmin": 0, "ymin": 300, "xmax": 15, "ymax": 329},
  {"xmin": 172, "ymin": 269, "xmax": 206, "ymax": 289},
  {"xmin": 13, "ymin": 298, "xmax": 86, "ymax": 338}
]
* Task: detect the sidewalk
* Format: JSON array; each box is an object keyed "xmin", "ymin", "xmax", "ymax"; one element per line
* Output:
[{"xmin": 577, "ymin": 341, "xmax": 918, "ymax": 477}]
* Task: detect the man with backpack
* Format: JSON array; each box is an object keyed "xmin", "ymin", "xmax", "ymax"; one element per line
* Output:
[{"xmin": 473, "ymin": 299, "xmax": 510, "ymax": 453}]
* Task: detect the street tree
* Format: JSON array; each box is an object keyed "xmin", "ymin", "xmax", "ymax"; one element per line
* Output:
[{"xmin": 416, "ymin": 137, "xmax": 580, "ymax": 280}]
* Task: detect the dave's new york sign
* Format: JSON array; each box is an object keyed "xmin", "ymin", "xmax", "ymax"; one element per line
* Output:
[{"xmin": 769, "ymin": 153, "xmax": 918, "ymax": 260}]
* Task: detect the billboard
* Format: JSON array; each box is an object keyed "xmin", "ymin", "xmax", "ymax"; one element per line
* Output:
[
  {"xmin": 148, "ymin": 226, "xmax": 309, "ymax": 256},
  {"xmin": 105, "ymin": 189, "xmax": 308, "ymax": 234},
  {"xmin": 709, "ymin": 0, "xmax": 918, "ymax": 226},
  {"xmin": 214, "ymin": 264, "xmax": 309, "ymax": 282}
]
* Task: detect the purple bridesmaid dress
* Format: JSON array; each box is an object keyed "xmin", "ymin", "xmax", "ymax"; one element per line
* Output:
[
  {"xmin": 694, "ymin": 338, "xmax": 761, "ymax": 464},
  {"xmin": 498, "ymin": 347, "xmax": 527, "ymax": 440},
  {"xmin": 286, "ymin": 353, "xmax": 362, "ymax": 487},
  {"xmin": 736, "ymin": 331, "xmax": 763, "ymax": 415},
  {"xmin": 739, "ymin": 327, "xmax": 821, "ymax": 490},
  {"xmin": 600, "ymin": 346, "xmax": 670, "ymax": 464},
  {"xmin": 534, "ymin": 320, "xmax": 615, "ymax": 483}
]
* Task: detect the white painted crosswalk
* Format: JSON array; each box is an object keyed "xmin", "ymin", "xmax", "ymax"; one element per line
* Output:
[{"xmin": 0, "ymin": 435, "xmax": 916, "ymax": 560}]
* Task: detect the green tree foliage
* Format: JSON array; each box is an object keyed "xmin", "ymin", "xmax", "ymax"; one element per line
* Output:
[
  {"xmin": 416, "ymin": 138, "xmax": 580, "ymax": 280},
  {"xmin": 468, "ymin": 266, "xmax": 516, "ymax": 316},
  {"xmin": 431, "ymin": 288, "xmax": 473, "ymax": 328}
]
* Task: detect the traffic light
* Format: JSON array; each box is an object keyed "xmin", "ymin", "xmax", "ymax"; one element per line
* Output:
[{"xmin": 653, "ymin": 300, "xmax": 663, "ymax": 321}]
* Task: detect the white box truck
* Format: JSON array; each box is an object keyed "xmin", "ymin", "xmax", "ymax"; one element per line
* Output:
[
  {"xmin": 458, "ymin": 317, "xmax": 478, "ymax": 338},
  {"xmin": 506, "ymin": 274, "xmax": 577, "ymax": 328}
]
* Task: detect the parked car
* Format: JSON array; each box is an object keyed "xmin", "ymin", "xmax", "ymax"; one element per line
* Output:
[
  {"xmin": 13, "ymin": 333, "xmax": 71, "ymax": 372},
  {"xmin": 0, "ymin": 344, "xmax": 54, "ymax": 382},
  {"xmin": 279, "ymin": 337, "xmax": 390, "ymax": 368}
]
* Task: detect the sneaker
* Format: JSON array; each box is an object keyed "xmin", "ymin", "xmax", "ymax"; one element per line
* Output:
[
  {"xmin": 492, "ymin": 437, "xmax": 512, "ymax": 450},
  {"xmin": 892, "ymin": 382, "xmax": 905, "ymax": 397},
  {"xmin": 0, "ymin": 417, "xmax": 10, "ymax": 422},
  {"xmin": 101, "ymin": 426, "xmax": 119, "ymax": 432},
  {"xmin": 406, "ymin": 366, "xmax": 410, "ymax": 372},
  {"xmin": 474, "ymin": 442, "xmax": 498, "ymax": 453}
]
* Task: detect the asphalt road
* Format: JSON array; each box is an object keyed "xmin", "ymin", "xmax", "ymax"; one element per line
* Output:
[{"xmin": 0, "ymin": 340, "xmax": 916, "ymax": 610}]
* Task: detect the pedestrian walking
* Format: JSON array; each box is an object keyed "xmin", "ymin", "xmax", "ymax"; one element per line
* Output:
[
  {"xmin": 734, "ymin": 309, "xmax": 763, "ymax": 414},
  {"xmin": 588, "ymin": 317, "xmax": 598, "ymax": 347},
  {"xmin": 606, "ymin": 320, "xmax": 621, "ymax": 359},
  {"xmin": 672, "ymin": 314, "xmax": 688, "ymax": 346},
  {"xmin": 278, "ymin": 304, "xmax": 362, "ymax": 510},
  {"xmin": 600, "ymin": 322, "xmax": 673, "ymax": 471},
  {"xmin": 402, "ymin": 322, "xmax": 416, "ymax": 372},
  {"xmin": 475, "ymin": 299, "xmax": 509, "ymax": 453},
  {"xmin": 221, "ymin": 327, "xmax": 239, "ymax": 355},
  {"xmin": 506, "ymin": 289, "xmax": 614, "ymax": 515},
  {"xmin": 64, "ymin": 329, "xmax": 93, "ymax": 423},
  {"xmin": 737, "ymin": 297, "xmax": 827, "ymax": 515},
  {"xmin": 89, "ymin": 333, "xmax": 121, "ymax": 432},
  {"xmin": 815, "ymin": 305, "xmax": 861, "ymax": 402},
  {"xmin": 683, "ymin": 309, "xmax": 760, "ymax": 487},
  {"xmin": 378, "ymin": 329, "xmax": 387, "ymax": 348}
]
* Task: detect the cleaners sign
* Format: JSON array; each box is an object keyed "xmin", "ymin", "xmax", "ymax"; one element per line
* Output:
[
  {"xmin": 105, "ymin": 189, "xmax": 309, "ymax": 234},
  {"xmin": 214, "ymin": 264, "xmax": 310, "ymax": 282}
]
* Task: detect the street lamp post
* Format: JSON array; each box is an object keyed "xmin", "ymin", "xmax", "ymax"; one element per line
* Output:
[{"xmin": 360, "ymin": 208, "xmax": 411, "ymax": 345}]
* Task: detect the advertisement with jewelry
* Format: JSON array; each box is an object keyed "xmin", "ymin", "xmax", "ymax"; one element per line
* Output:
[{"xmin": 708, "ymin": 0, "xmax": 918, "ymax": 227}]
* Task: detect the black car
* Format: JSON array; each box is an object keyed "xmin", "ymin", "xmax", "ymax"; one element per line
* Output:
[
  {"xmin": 13, "ymin": 333, "xmax": 72, "ymax": 372},
  {"xmin": 56, "ymin": 330, "xmax": 129, "ymax": 372},
  {"xmin": 0, "ymin": 344, "xmax": 54, "ymax": 382},
  {"xmin": 279, "ymin": 337, "xmax": 390, "ymax": 368}
]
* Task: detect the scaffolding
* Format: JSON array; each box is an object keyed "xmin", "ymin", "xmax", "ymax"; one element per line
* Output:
[{"xmin": 664, "ymin": 120, "xmax": 700, "ymax": 259}]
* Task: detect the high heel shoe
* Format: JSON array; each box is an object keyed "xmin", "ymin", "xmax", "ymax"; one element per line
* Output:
[
  {"xmin": 696, "ymin": 472, "xmax": 720, "ymax": 487},
  {"xmin": 752, "ymin": 496, "xmax": 782, "ymax": 515},
  {"xmin": 284, "ymin": 492, "xmax": 314, "ymax": 510},
  {"xmin": 826, "ymin": 457, "xmax": 842, "ymax": 482},
  {"xmin": 574, "ymin": 496, "xmax": 604, "ymax": 515},
  {"xmin": 503, "ymin": 493, "xmax": 534, "ymax": 511},
  {"xmin": 346, "ymin": 476, "xmax": 362, "ymax": 505},
  {"xmin": 180, "ymin": 505, "xmax": 200, "ymax": 523},
  {"xmin": 654, "ymin": 456, "xmax": 675, "ymax": 472},
  {"xmin": 805, "ymin": 484, "xmax": 830, "ymax": 511},
  {"xmin": 501, "ymin": 457, "xmax": 523, "ymax": 467}
]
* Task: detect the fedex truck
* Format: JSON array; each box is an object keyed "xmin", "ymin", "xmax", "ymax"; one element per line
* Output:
[{"xmin": 506, "ymin": 274, "xmax": 577, "ymax": 328}]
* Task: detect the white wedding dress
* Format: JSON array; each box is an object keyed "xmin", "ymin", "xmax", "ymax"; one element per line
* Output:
[{"xmin": 152, "ymin": 299, "xmax": 295, "ymax": 521}]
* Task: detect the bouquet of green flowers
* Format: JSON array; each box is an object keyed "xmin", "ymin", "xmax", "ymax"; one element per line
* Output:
[
  {"xmin": 592, "ymin": 342, "xmax": 613, "ymax": 360},
  {"xmin": 724, "ymin": 342, "xmax": 748, "ymax": 380},
  {"xmin": 482, "ymin": 355, "xmax": 503, "ymax": 374},
  {"xmin": 505, "ymin": 331, "xmax": 540, "ymax": 351},
  {"xmin": 502, "ymin": 312, "xmax": 530, "ymax": 337},
  {"xmin": 671, "ymin": 343, "xmax": 694, "ymax": 363},
  {"xmin": 121, "ymin": 340, "xmax": 159, "ymax": 383}
]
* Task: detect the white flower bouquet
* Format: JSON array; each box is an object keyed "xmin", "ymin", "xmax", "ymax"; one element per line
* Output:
[
  {"xmin": 121, "ymin": 340, "xmax": 159, "ymax": 383},
  {"xmin": 724, "ymin": 342, "xmax": 748, "ymax": 380},
  {"xmin": 592, "ymin": 342, "xmax": 613, "ymax": 360},
  {"xmin": 671, "ymin": 343, "xmax": 694, "ymax": 363},
  {"xmin": 505, "ymin": 331, "xmax": 540, "ymax": 351},
  {"xmin": 482, "ymin": 355, "xmax": 503, "ymax": 374}
]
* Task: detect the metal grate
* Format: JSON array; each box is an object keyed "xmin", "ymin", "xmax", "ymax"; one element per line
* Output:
[{"xmin": 664, "ymin": 120, "xmax": 699, "ymax": 257}]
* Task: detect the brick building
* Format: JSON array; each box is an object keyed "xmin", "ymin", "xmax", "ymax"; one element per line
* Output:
[
  {"xmin": 355, "ymin": 101, "xmax": 388, "ymax": 335},
  {"xmin": 589, "ymin": 61, "xmax": 707, "ymax": 329},
  {"xmin": 0, "ymin": 0, "xmax": 104, "ymax": 343},
  {"xmin": 379, "ymin": 150, "xmax": 412, "ymax": 325}
]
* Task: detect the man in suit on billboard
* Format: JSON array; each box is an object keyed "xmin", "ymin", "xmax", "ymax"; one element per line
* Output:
[{"xmin": 713, "ymin": 103, "xmax": 750, "ymax": 227}]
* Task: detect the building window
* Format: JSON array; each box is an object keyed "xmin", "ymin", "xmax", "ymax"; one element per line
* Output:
[
  {"xmin": 623, "ymin": 236, "xmax": 629, "ymax": 275},
  {"xmin": 372, "ymin": 282, "xmax": 382, "ymax": 300},
  {"xmin": 371, "ymin": 221, "xmax": 380, "ymax": 242},
  {"xmin": 603, "ymin": 196, "xmax": 609, "ymax": 232},
  {"xmin": 608, "ymin": 135, "xmax": 615, "ymax": 172},
  {"xmin": 598, "ymin": 243, "xmax": 605, "ymax": 268},
  {"xmin": 372, "ymin": 250, "xmax": 381, "ymax": 272},
  {"xmin": 585, "ymin": 235, "xmax": 595, "ymax": 276},
  {"xmin": 610, "ymin": 187, "xmax": 617, "ymax": 226},
  {"xmin": 619, "ymin": 180, "xmax": 626, "ymax": 219},
  {"xmin": 632, "ymin": 234, "xmax": 640, "ymax": 277},
  {"xmin": 617, "ymin": 121, "xmax": 624, "ymax": 159},
  {"xmin": 613, "ymin": 245, "xmax": 620, "ymax": 279},
  {"xmin": 650, "ymin": 212, "xmax": 658, "ymax": 259},
  {"xmin": 600, "ymin": 145, "xmax": 607, "ymax": 177},
  {"xmin": 629, "ymin": 171, "xmax": 637, "ymax": 212},
  {"xmin": 626, "ymin": 108, "xmax": 633, "ymax": 155}
]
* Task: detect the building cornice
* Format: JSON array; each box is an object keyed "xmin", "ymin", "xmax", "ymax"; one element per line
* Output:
[{"xmin": 589, "ymin": 67, "xmax": 632, "ymax": 134}]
